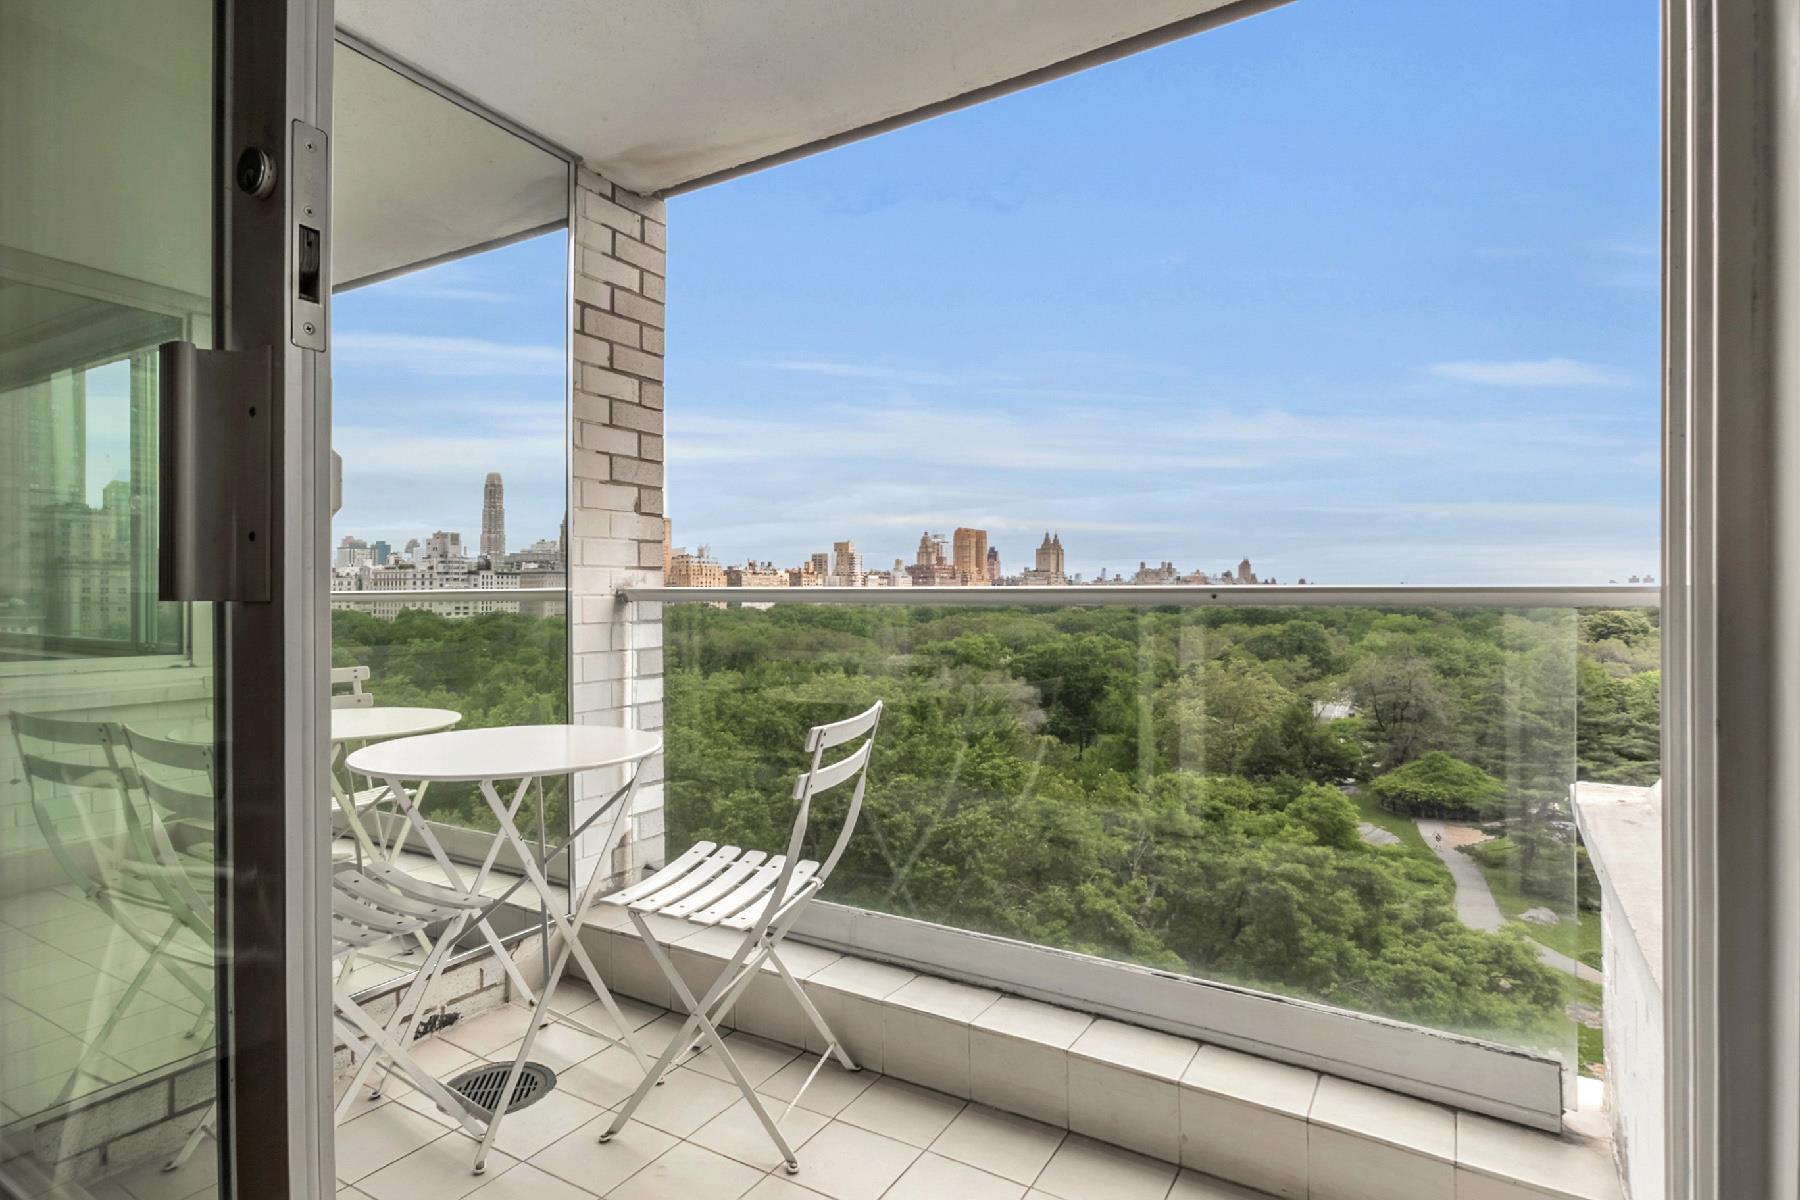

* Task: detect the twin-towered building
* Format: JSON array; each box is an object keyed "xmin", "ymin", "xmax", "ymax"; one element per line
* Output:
[{"xmin": 1020, "ymin": 532, "xmax": 1067, "ymax": 585}]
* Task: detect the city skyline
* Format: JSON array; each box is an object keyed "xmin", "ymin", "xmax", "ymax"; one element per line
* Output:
[
  {"xmin": 332, "ymin": 471, "xmax": 564, "ymax": 575},
  {"xmin": 667, "ymin": 523, "xmax": 1283, "ymax": 587}
]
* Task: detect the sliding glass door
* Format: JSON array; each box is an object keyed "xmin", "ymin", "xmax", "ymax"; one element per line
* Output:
[{"xmin": 2, "ymin": 1, "xmax": 332, "ymax": 1196}]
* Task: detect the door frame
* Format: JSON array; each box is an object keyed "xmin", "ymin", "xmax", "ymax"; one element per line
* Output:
[
  {"xmin": 215, "ymin": 0, "xmax": 334, "ymax": 1195},
  {"xmin": 1662, "ymin": 1, "xmax": 1800, "ymax": 1198}
]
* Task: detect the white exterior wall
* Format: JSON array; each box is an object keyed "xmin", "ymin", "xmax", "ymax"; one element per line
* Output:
[
  {"xmin": 1601, "ymin": 891, "xmax": 1664, "ymax": 1200},
  {"xmin": 1575, "ymin": 781, "xmax": 1664, "ymax": 1200},
  {"xmin": 566, "ymin": 166, "xmax": 667, "ymax": 890}
]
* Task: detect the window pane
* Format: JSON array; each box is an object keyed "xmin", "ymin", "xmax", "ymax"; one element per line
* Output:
[{"xmin": 1, "ymin": 1, "xmax": 218, "ymax": 1193}]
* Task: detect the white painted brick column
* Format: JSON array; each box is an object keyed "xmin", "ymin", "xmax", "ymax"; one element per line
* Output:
[{"xmin": 568, "ymin": 166, "xmax": 667, "ymax": 890}]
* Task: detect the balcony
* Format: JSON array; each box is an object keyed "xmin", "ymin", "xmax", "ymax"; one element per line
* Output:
[
  {"xmin": 332, "ymin": 585, "xmax": 1649, "ymax": 1200},
  {"xmin": 0, "ymin": 586, "xmax": 1653, "ymax": 1200},
  {"xmin": 1, "ymin": 1, "xmax": 1691, "ymax": 1197}
]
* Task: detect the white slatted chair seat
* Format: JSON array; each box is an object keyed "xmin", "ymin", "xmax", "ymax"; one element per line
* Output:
[
  {"xmin": 599, "ymin": 701, "xmax": 883, "ymax": 1176},
  {"xmin": 349, "ymin": 857, "xmax": 477, "ymax": 910},
  {"xmin": 348, "ymin": 783, "xmax": 387, "ymax": 811}
]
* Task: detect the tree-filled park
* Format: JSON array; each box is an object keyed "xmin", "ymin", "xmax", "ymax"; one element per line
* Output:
[{"xmin": 333, "ymin": 601, "xmax": 1661, "ymax": 1066}]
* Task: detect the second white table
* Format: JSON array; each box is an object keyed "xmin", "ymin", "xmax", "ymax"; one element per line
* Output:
[
  {"xmin": 329, "ymin": 706, "xmax": 460, "ymax": 863},
  {"xmin": 346, "ymin": 723, "xmax": 663, "ymax": 1173}
]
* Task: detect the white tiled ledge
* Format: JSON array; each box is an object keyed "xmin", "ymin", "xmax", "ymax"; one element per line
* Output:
[{"xmin": 576, "ymin": 909, "xmax": 1623, "ymax": 1200}]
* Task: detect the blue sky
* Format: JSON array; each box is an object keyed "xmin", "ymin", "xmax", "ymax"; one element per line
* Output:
[{"xmin": 335, "ymin": 0, "xmax": 1659, "ymax": 583}]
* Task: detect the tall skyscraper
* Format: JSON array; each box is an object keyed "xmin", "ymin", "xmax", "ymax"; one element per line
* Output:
[
  {"xmin": 953, "ymin": 528, "xmax": 990, "ymax": 585},
  {"xmin": 986, "ymin": 545, "xmax": 1002, "ymax": 584},
  {"xmin": 480, "ymin": 472, "xmax": 505, "ymax": 560}
]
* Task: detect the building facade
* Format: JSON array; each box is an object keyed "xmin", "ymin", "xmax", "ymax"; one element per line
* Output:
[
  {"xmin": 668, "ymin": 546, "xmax": 726, "ymax": 587},
  {"xmin": 425, "ymin": 530, "xmax": 464, "ymax": 563},
  {"xmin": 831, "ymin": 539, "xmax": 863, "ymax": 584},
  {"xmin": 725, "ymin": 561, "xmax": 788, "ymax": 587},
  {"xmin": 953, "ymin": 527, "xmax": 990, "ymax": 585}
]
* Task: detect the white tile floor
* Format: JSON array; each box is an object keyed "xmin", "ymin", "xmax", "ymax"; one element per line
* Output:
[
  {"xmin": 0, "ymin": 838, "xmax": 521, "ymax": 1131},
  {"xmin": 334, "ymin": 985, "xmax": 1272, "ymax": 1200}
]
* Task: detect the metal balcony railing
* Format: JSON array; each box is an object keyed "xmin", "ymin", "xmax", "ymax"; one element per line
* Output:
[{"xmin": 620, "ymin": 583, "xmax": 1660, "ymax": 607}]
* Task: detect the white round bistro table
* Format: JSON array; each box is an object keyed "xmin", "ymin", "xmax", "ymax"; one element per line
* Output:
[
  {"xmin": 346, "ymin": 724, "xmax": 663, "ymax": 1170},
  {"xmin": 329, "ymin": 706, "xmax": 460, "ymax": 864}
]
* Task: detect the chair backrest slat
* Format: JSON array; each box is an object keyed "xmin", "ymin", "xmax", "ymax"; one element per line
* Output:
[
  {"xmin": 140, "ymin": 775, "xmax": 212, "ymax": 824},
  {"xmin": 805, "ymin": 702, "xmax": 883, "ymax": 752},
  {"xmin": 11, "ymin": 711, "xmax": 114, "ymax": 747},
  {"xmin": 331, "ymin": 664, "xmax": 373, "ymax": 709},
  {"xmin": 791, "ymin": 737, "xmax": 874, "ymax": 800},
  {"xmin": 123, "ymin": 725, "xmax": 212, "ymax": 773},
  {"xmin": 18, "ymin": 752, "xmax": 136, "ymax": 791}
]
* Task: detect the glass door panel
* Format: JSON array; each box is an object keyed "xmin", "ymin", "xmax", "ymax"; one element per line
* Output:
[{"xmin": 1, "ymin": 1, "xmax": 221, "ymax": 1196}]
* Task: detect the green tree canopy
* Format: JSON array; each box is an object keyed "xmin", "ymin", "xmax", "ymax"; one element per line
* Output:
[{"xmin": 1367, "ymin": 751, "xmax": 1505, "ymax": 820}]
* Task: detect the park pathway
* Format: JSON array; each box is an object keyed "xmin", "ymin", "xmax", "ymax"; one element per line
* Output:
[
  {"xmin": 1415, "ymin": 818, "xmax": 1503, "ymax": 931},
  {"xmin": 1413, "ymin": 817, "xmax": 1603, "ymax": 985}
]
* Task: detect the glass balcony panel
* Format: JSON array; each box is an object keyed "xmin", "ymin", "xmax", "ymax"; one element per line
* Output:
[
  {"xmin": 663, "ymin": 600, "xmax": 1656, "ymax": 1075},
  {"xmin": 330, "ymin": 596, "xmax": 570, "ymax": 846}
]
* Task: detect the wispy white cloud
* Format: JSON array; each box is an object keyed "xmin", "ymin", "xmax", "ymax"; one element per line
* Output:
[
  {"xmin": 1298, "ymin": 535, "xmax": 1660, "ymax": 584},
  {"xmin": 334, "ymin": 332, "xmax": 562, "ymax": 376},
  {"xmin": 334, "ymin": 426, "xmax": 562, "ymax": 479},
  {"xmin": 667, "ymin": 395, "xmax": 1642, "ymax": 477},
  {"xmin": 757, "ymin": 359, "xmax": 1027, "ymax": 389},
  {"xmin": 853, "ymin": 513, "xmax": 1180, "ymax": 535},
  {"xmin": 1291, "ymin": 500, "xmax": 1652, "ymax": 523},
  {"xmin": 659, "ymin": 382, "xmax": 1656, "ymax": 581},
  {"xmin": 1425, "ymin": 357, "xmax": 1632, "ymax": 388},
  {"xmin": 753, "ymin": 357, "xmax": 1204, "ymax": 406}
]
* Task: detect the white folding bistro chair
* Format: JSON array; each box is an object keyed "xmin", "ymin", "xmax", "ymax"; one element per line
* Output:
[
  {"xmin": 118, "ymin": 724, "xmax": 223, "ymax": 1173},
  {"xmin": 597, "ymin": 700, "xmax": 883, "ymax": 1175},
  {"xmin": 326, "ymin": 665, "xmax": 393, "ymax": 862},
  {"xmin": 8, "ymin": 714, "xmax": 219, "ymax": 1173},
  {"xmin": 330, "ymin": 863, "xmax": 494, "ymax": 1139}
]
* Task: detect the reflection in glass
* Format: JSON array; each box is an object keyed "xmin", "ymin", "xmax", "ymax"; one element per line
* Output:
[{"xmin": 1, "ymin": 0, "xmax": 220, "ymax": 1194}]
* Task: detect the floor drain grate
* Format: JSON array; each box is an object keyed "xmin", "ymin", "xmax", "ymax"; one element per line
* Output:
[{"xmin": 448, "ymin": 1062, "xmax": 557, "ymax": 1115}]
